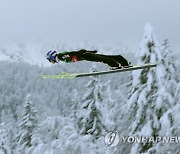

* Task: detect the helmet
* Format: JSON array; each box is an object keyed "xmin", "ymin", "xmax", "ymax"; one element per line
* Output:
[{"xmin": 46, "ymin": 50, "xmax": 58, "ymax": 63}]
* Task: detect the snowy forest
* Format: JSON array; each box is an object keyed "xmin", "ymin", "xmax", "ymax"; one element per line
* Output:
[{"xmin": 0, "ymin": 24, "xmax": 180, "ymax": 154}]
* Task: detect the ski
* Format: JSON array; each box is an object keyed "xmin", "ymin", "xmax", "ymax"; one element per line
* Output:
[{"xmin": 42, "ymin": 63, "xmax": 158, "ymax": 79}]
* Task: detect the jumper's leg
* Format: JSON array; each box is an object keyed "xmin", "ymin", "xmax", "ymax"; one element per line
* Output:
[
  {"xmin": 82, "ymin": 53, "xmax": 120, "ymax": 67},
  {"xmin": 97, "ymin": 55, "xmax": 129, "ymax": 66}
]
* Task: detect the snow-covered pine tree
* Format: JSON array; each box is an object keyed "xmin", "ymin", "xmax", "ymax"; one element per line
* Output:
[
  {"xmin": 100, "ymin": 80, "xmax": 116, "ymax": 130},
  {"xmin": 76, "ymin": 67, "xmax": 107, "ymax": 139},
  {"xmin": 153, "ymin": 40, "xmax": 180, "ymax": 153},
  {"xmin": 156, "ymin": 39, "xmax": 178, "ymax": 137},
  {"xmin": 161, "ymin": 39, "xmax": 178, "ymax": 97},
  {"xmin": 0, "ymin": 123, "xmax": 11, "ymax": 154},
  {"xmin": 125, "ymin": 23, "xmax": 173, "ymax": 154},
  {"xmin": 17, "ymin": 94, "xmax": 38, "ymax": 153}
]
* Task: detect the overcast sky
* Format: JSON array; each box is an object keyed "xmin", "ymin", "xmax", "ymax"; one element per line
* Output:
[{"xmin": 0, "ymin": 0, "xmax": 179, "ymax": 50}]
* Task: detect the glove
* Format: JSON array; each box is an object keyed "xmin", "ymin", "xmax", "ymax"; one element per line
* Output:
[{"xmin": 46, "ymin": 51, "xmax": 58, "ymax": 63}]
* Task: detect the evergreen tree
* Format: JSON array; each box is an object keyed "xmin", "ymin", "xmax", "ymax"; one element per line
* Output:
[
  {"xmin": 153, "ymin": 40, "xmax": 180, "ymax": 153},
  {"xmin": 101, "ymin": 80, "xmax": 116, "ymax": 129},
  {"xmin": 157, "ymin": 39, "xmax": 178, "ymax": 137},
  {"xmin": 76, "ymin": 67, "xmax": 107, "ymax": 139},
  {"xmin": 125, "ymin": 23, "xmax": 174, "ymax": 153},
  {"xmin": 0, "ymin": 123, "xmax": 11, "ymax": 154},
  {"xmin": 18, "ymin": 94, "xmax": 38, "ymax": 153},
  {"xmin": 161, "ymin": 39, "xmax": 178, "ymax": 97}
]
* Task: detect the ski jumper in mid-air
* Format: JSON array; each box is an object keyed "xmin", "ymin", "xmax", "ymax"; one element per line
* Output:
[{"xmin": 46, "ymin": 49, "xmax": 130, "ymax": 69}]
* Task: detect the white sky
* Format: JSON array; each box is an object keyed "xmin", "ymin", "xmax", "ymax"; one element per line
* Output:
[{"xmin": 0, "ymin": 0, "xmax": 179, "ymax": 50}]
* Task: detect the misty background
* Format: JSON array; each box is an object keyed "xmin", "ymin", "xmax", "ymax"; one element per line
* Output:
[
  {"xmin": 0, "ymin": 1, "xmax": 180, "ymax": 154},
  {"xmin": 0, "ymin": 0, "xmax": 180, "ymax": 52}
]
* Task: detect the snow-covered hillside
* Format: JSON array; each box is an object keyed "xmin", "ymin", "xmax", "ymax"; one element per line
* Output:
[{"xmin": 0, "ymin": 43, "xmax": 50, "ymax": 66}]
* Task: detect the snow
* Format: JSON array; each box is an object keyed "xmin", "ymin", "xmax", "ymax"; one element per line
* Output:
[
  {"xmin": 126, "ymin": 90, "xmax": 138, "ymax": 112},
  {"xmin": 139, "ymin": 121, "xmax": 153, "ymax": 136},
  {"xmin": 132, "ymin": 69, "xmax": 141, "ymax": 87},
  {"xmin": 0, "ymin": 43, "xmax": 53, "ymax": 67},
  {"xmin": 144, "ymin": 23, "xmax": 154, "ymax": 37},
  {"xmin": 125, "ymin": 23, "xmax": 179, "ymax": 154},
  {"xmin": 0, "ymin": 23, "xmax": 179, "ymax": 154}
]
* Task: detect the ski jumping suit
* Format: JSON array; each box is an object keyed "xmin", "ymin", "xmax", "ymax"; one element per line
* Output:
[{"xmin": 57, "ymin": 49, "xmax": 129, "ymax": 68}]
